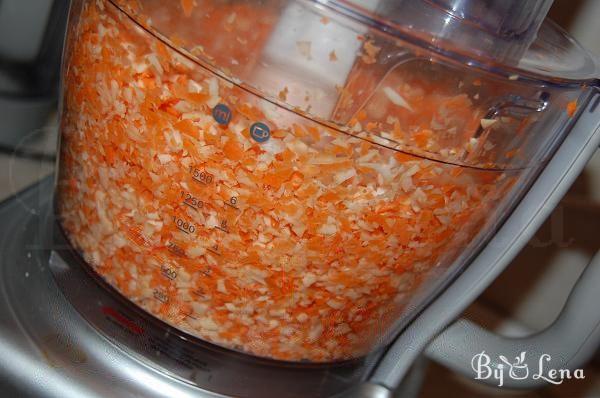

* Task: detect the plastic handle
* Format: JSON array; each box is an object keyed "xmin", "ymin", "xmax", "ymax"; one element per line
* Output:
[
  {"xmin": 367, "ymin": 89, "xmax": 600, "ymax": 394},
  {"xmin": 426, "ymin": 250, "xmax": 600, "ymax": 389}
]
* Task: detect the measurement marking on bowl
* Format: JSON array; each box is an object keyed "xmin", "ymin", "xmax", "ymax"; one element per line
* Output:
[
  {"xmin": 207, "ymin": 245, "xmax": 221, "ymax": 256},
  {"xmin": 181, "ymin": 311, "xmax": 198, "ymax": 320},
  {"xmin": 181, "ymin": 191, "xmax": 204, "ymax": 211},
  {"xmin": 153, "ymin": 289, "xmax": 169, "ymax": 304},
  {"xmin": 189, "ymin": 166, "xmax": 214, "ymax": 186},
  {"xmin": 192, "ymin": 176, "xmax": 210, "ymax": 185},
  {"xmin": 173, "ymin": 216, "xmax": 196, "ymax": 235},
  {"xmin": 183, "ymin": 202, "xmax": 197, "ymax": 211},
  {"xmin": 214, "ymin": 220, "xmax": 229, "ymax": 233},
  {"xmin": 224, "ymin": 196, "xmax": 238, "ymax": 210},
  {"xmin": 167, "ymin": 242, "xmax": 186, "ymax": 258},
  {"xmin": 160, "ymin": 264, "xmax": 177, "ymax": 281}
]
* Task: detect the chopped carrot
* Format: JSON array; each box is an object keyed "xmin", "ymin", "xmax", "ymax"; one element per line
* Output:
[
  {"xmin": 566, "ymin": 100, "xmax": 577, "ymax": 117},
  {"xmin": 413, "ymin": 129, "xmax": 431, "ymax": 148},
  {"xmin": 505, "ymin": 148, "xmax": 517, "ymax": 158},
  {"xmin": 57, "ymin": 0, "xmax": 518, "ymax": 363},
  {"xmin": 222, "ymin": 138, "xmax": 244, "ymax": 161},
  {"xmin": 180, "ymin": 0, "xmax": 194, "ymax": 18}
]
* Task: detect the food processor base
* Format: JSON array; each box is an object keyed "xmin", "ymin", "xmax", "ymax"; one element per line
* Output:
[{"xmin": 0, "ymin": 177, "xmax": 393, "ymax": 398}]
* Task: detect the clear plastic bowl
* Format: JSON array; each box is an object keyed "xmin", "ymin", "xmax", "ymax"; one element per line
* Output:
[{"xmin": 56, "ymin": 0, "xmax": 595, "ymax": 362}]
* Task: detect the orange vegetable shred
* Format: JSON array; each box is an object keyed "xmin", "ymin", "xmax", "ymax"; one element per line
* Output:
[
  {"xmin": 567, "ymin": 100, "xmax": 577, "ymax": 117},
  {"xmin": 57, "ymin": 0, "xmax": 519, "ymax": 362}
]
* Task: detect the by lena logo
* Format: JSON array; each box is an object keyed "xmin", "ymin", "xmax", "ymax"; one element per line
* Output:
[{"xmin": 471, "ymin": 351, "xmax": 585, "ymax": 387}]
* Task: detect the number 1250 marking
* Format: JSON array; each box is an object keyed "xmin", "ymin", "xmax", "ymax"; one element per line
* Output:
[{"xmin": 181, "ymin": 191, "xmax": 204, "ymax": 210}]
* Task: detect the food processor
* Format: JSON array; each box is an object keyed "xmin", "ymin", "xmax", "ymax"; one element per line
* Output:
[{"xmin": 1, "ymin": 0, "xmax": 599, "ymax": 397}]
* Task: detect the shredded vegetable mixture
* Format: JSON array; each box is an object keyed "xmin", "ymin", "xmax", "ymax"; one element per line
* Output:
[{"xmin": 58, "ymin": 0, "xmax": 517, "ymax": 361}]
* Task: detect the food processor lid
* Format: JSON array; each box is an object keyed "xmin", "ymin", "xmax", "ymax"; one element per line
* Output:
[{"xmin": 322, "ymin": 0, "xmax": 600, "ymax": 83}]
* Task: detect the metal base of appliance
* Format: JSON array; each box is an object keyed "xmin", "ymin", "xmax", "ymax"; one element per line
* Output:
[{"xmin": 0, "ymin": 177, "xmax": 392, "ymax": 398}]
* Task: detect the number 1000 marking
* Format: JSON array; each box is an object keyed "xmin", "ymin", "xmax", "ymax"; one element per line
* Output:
[{"xmin": 173, "ymin": 216, "xmax": 196, "ymax": 234}]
